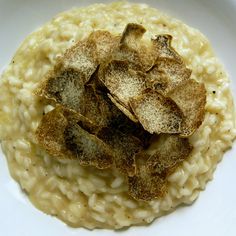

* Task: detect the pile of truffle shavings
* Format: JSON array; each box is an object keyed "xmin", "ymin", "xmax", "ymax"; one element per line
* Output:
[{"xmin": 35, "ymin": 23, "xmax": 206, "ymax": 201}]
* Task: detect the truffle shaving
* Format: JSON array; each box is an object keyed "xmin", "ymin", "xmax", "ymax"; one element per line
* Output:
[
  {"xmin": 35, "ymin": 106, "xmax": 70, "ymax": 159},
  {"xmin": 37, "ymin": 68, "xmax": 124, "ymax": 128},
  {"xmin": 114, "ymin": 23, "xmax": 154, "ymax": 70},
  {"xmin": 146, "ymin": 134, "xmax": 193, "ymax": 176},
  {"xmin": 128, "ymin": 134, "xmax": 192, "ymax": 201},
  {"xmin": 61, "ymin": 39, "xmax": 98, "ymax": 84},
  {"xmin": 152, "ymin": 34, "xmax": 182, "ymax": 61},
  {"xmin": 120, "ymin": 23, "xmax": 146, "ymax": 48},
  {"xmin": 130, "ymin": 90, "xmax": 183, "ymax": 134},
  {"xmin": 168, "ymin": 79, "xmax": 206, "ymax": 136},
  {"xmin": 36, "ymin": 107, "xmax": 113, "ymax": 169},
  {"xmin": 147, "ymin": 59, "xmax": 192, "ymax": 95},
  {"xmin": 36, "ymin": 68, "xmax": 84, "ymax": 108},
  {"xmin": 99, "ymin": 60, "xmax": 147, "ymax": 108},
  {"xmin": 97, "ymin": 128, "xmax": 143, "ymax": 176},
  {"xmin": 88, "ymin": 31, "xmax": 120, "ymax": 63},
  {"xmin": 128, "ymin": 165, "xmax": 167, "ymax": 201},
  {"xmin": 108, "ymin": 94, "xmax": 138, "ymax": 122}
]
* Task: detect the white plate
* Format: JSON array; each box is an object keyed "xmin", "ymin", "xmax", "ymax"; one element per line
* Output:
[{"xmin": 0, "ymin": 0, "xmax": 236, "ymax": 235}]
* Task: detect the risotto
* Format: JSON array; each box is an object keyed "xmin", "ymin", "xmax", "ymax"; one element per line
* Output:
[{"xmin": 0, "ymin": 1, "xmax": 235, "ymax": 229}]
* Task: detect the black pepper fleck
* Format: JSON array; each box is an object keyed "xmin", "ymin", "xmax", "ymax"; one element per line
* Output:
[{"xmin": 212, "ymin": 91, "xmax": 216, "ymax": 94}]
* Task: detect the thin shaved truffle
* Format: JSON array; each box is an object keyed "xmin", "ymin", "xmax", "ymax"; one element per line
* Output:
[
  {"xmin": 62, "ymin": 106, "xmax": 99, "ymax": 134},
  {"xmin": 168, "ymin": 79, "xmax": 206, "ymax": 136},
  {"xmin": 128, "ymin": 165, "xmax": 167, "ymax": 201},
  {"xmin": 120, "ymin": 23, "xmax": 146, "ymax": 47},
  {"xmin": 114, "ymin": 23, "xmax": 154, "ymax": 70},
  {"xmin": 146, "ymin": 134, "xmax": 193, "ymax": 176},
  {"xmin": 128, "ymin": 134, "xmax": 192, "ymax": 201},
  {"xmin": 62, "ymin": 39, "xmax": 98, "ymax": 84},
  {"xmin": 108, "ymin": 94, "xmax": 138, "ymax": 122},
  {"xmin": 99, "ymin": 60, "xmax": 147, "ymax": 108},
  {"xmin": 97, "ymin": 128, "xmax": 142, "ymax": 176},
  {"xmin": 35, "ymin": 106, "xmax": 70, "ymax": 158},
  {"xmin": 82, "ymin": 80, "xmax": 117, "ymax": 127},
  {"xmin": 64, "ymin": 124, "xmax": 113, "ymax": 169},
  {"xmin": 36, "ymin": 107, "xmax": 113, "ymax": 168},
  {"xmin": 60, "ymin": 30, "xmax": 120, "ymax": 83},
  {"xmin": 36, "ymin": 30, "xmax": 121, "ymax": 104},
  {"xmin": 88, "ymin": 31, "xmax": 120, "ymax": 63},
  {"xmin": 146, "ymin": 65, "xmax": 169, "ymax": 93},
  {"xmin": 108, "ymin": 113, "xmax": 152, "ymax": 148},
  {"xmin": 147, "ymin": 59, "xmax": 192, "ymax": 95},
  {"xmin": 130, "ymin": 90, "xmax": 183, "ymax": 134},
  {"xmin": 152, "ymin": 34, "xmax": 182, "ymax": 61},
  {"xmin": 36, "ymin": 68, "xmax": 84, "ymax": 109},
  {"xmin": 37, "ymin": 68, "xmax": 124, "ymax": 128}
]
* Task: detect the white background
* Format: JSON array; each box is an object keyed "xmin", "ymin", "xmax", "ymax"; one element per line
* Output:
[{"xmin": 0, "ymin": 0, "xmax": 236, "ymax": 235}]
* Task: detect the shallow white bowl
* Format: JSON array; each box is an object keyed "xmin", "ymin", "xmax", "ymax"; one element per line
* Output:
[{"xmin": 0, "ymin": 0, "xmax": 236, "ymax": 235}]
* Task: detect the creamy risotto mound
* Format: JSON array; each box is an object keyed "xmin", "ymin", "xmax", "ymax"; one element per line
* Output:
[{"xmin": 0, "ymin": 2, "xmax": 235, "ymax": 229}]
